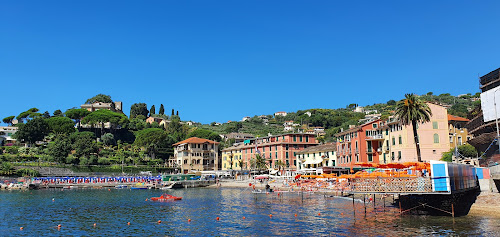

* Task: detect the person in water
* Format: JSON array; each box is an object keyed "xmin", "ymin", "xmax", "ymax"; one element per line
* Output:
[{"xmin": 265, "ymin": 184, "xmax": 273, "ymax": 192}]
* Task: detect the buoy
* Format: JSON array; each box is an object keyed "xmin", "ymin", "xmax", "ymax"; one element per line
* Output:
[
  {"xmin": 294, "ymin": 214, "xmax": 297, "ymax": 217},
  {"xmin": 188, "ymin": 219, "xmax": 191, "ymax": 222},
  {"xmin": 242, "ymin": 217, "xmax": 246, "ymax": 220},
  {"xmin": 127, "ymin": 222, "xmax": 131, "ymax": 225},
  {"xmin": 145, "ymin": 198, "xmax": 148, "ymax": 201},
  {"xmin": 216, "ymin": 217, "xmax": 220, "ymax": 221},
  {"xmin": 108, "ymin": 189, "xmax": 111, "ymax": 191},
  {"xmin": 93, "ymin": 223, "xmax": 97, "ymax": 227},
  {"xmin": 57, "ymin": 224, "xmax": 62, "ymax": 228},
  {"xmin": 52, "ymin": 198, "xmax": 55, "ymax": 202},
  {"xmin": 341, "ymin": 213, "xmax": 344, "ymax": 215},
  {"xmin": 157, "ymin": 220, "xmax": 161, "ymax": 224},
  {"xmin": 318, "ymin": 213, "xmax": 321, "ymax": 216},
  {"xmin": 20, "ymin": 227, "xmax": 23, "ymax": 230},
  {"xmin": 269, "ymin": 214, "xmax": 272, "ymax": 218}
]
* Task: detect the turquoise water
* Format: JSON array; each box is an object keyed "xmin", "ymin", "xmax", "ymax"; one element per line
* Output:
[{"xmin": 0, "ymin": 188, "xmax": 499, "ymax": 236}]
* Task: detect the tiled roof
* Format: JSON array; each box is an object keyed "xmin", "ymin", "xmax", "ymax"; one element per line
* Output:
[
  {"xmin": 173, "ymin": 137, "xmax": 220, "ymax": 146},
  {"xmin": 296, "ymin": 143, "xmax": 336, "ymax": 154},
  {"xmin": 448, "ymin": 114, "xmax": 469, "ymax": 122}
]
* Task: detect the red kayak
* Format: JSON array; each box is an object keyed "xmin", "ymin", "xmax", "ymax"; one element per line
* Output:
[{"xmin": 150, "ymin": 194, "xmax": 182, "ymax": 201}]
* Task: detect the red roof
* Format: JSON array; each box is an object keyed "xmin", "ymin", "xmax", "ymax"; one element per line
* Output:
[
  {"xmin": 173, "ymin": 137, "xmax": 220, "ymax": 146},
  {"xmin": 448, "ymin": 114, "xmax": 469, "ymax": 122}
]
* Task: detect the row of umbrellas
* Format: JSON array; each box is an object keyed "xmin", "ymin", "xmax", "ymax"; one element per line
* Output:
[{"xmin": 34, "ymin": 175, "xmax": 162, "ymax": 183}]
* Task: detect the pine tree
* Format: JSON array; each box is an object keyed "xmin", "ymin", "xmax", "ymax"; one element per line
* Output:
[{"xmin": 171, "ymin": 109, "xmax": 174, "ymax": 116}]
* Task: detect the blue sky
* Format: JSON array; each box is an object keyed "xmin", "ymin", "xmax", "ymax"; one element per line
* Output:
[{"xmin": 1, "ymin": 1, "xmax": 500, "ymax": 124}]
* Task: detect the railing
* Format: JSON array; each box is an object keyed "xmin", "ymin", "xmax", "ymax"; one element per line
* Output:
[
  {"xmin": 366, "ymin": 134, "xmax": 384, "ymax": 140},
  {"xmin": 366, "ymin": 148, "xmax": 374, "ymax": 153},
  {"xmin": 349, "ymin": 177, "xmax": 433, "ymax": 193}
]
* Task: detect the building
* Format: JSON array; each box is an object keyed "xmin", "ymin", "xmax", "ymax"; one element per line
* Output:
[
  {"xmin": 0, "ymin": 126, "xmax": 18, "ymax": 145},
  {"xmin": 274, "ymin": 111, "xmax": 287, "ymax": 117},
  {"xmin": 81, "ymin": 101, "xmax": 123, "ymax": 113},
  {"xmin": 335, "ymin": 119, "xmax": 384, "ymax": 167},
  {"xmin": 240, "ymin": 133, "xmax": 318, "ymax": 170},
  {"xmin": 387, "ymin": 103, "xmax": 450, "ymax": 163},
  {"xmin": 448, "ymin": 114, "xmax": 471, "ymax": 149},
  {"xmin": 241, "ymin": 116, "xmax": 251, "ymax": 122},
  {"xmin": 145, "ymin": 116, "xmax": 165, "ymax": 124},
  {"xmin": 171, "ymin": 137, "xmax": 219, "ymax": 174},
  {"xmin": 221, "ymin": 145, "xmax": 243, "ymax": 170},
  {"xmin": 296, "ymin": 143, "xmax": 337, "ymax": 169},
  {"xmin": 221, "ymin": 133, "xmax": 254, "ymax": 143}
]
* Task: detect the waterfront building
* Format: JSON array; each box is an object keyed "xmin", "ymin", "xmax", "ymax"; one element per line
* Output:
[
  {"xmin": 448, "ymin": 114, "xmax": 472, "ymax": 149},
  {"xmin": 335, "ymin": 119, "xmax": 384, "ymax": 167},
  {"xmin": 240, "ymin": 133, "xmax": 318, "ymax": 170},
  {"xmin": 296, "ymin": 142, "xmax": 337, "ymax": 170},
  {"xmin": 387, "ymin": 103, "xmax": 450, "ymax": 162},
  {"xmin": 221, "ymin": 145, "xmax": 243, "ymax": 170},
  {"xmin": 0, "ymin": 126, "xmax": 17, "ymax": 145},
  {"xmin": 171, "ymin": 137, "xmax": 219, "ymax": 174}
]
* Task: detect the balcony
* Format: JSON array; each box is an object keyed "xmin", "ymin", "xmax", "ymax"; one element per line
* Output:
[{"xmin": 366, "ymin": 134, "xmax": 384, "ymax": 141}]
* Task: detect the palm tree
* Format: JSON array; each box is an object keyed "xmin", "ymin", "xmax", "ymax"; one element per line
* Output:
[
  {"xmin": 251, "ymin": 154, "xmax": 267, "ymax": 172},
  {"xmin": 395, "ymin": 93, "xmax": 432, "ymax": 162}
]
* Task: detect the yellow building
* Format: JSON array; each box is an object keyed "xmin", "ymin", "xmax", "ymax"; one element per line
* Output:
[
  {"xmin": 221, "ymin": 145, "xmax": 243, "ymax": 170},
  {"xmin": 448, "ymin": 114, "xmax": 472, "ymax": 149}
]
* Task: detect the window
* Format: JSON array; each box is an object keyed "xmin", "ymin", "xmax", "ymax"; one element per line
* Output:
[
  {"xmin": 293, "ymin": 136, "xmax": 296, "ymax": 142},
  {"xmin": 450, "ymin": 136, "xmax": 453, "ymax": 143},
  {"xmin": 300, "ymin": 136, "xmax": 303, "ymax": 142},
  {"xmin": 373, "ymin": 123, "xmax": 377, "ymax": 128},
  {"xmin": 286, "ymin": 145, "xmax": 289, "ymax": 150},
  {"xmin": 398, "ymin": 151, "xmax": 401, "ymax": 160},
  {"xmin": 250, "ymin": 148, "xmax": 253, "ymax": 153},
  {"xmin": 224, "ymin": 163, "xmax": 226, "ymax": 168},
  {"xmin": 326, "ymin": 161, "xmax": 329, "ymax": 166},
  {"xmin": 433, "ymin": 134, "xmax": 439, "ymax": 143},
  {"xmin": 433, "ymin": 121, "xmax": 438, "ymax": 129},
  {"xmin": 399, "ymin": 135, "xmax": 402, "ymax": 145},
  {"xmin": 306, "ymin": 136, "xmax": 309, "ymax": 142},
  {"xmin": 458, "ymin": 136, "xmax": 462, "ymax": 145},
  {"xmin": 392, "ymin": 137, "xmax": 395, "ymax": 145},
  {"xmin": 294, "ymin": 160, "xmax": 296, "ymax": 166},
  {"xmin": 368, "ymin": 154, "xmax": 373, "ymax": 162},
  {"xmin": 385, "ymin": 129, "xmax": 388, "ymax": 135},
  {"xmin": 276, "ymin": 137, "xmax": 279, "ymax": 142},
  {"xmin": 383, "ymin": 153, "xmax": 386, "ymax": 163},
  {"xmin": 286, "ymin": 152, "xmax": 289, "ymax": 158}
]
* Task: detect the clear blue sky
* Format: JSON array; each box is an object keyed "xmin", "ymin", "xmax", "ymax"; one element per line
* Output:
[{"xmin": 1, "ymin": 1, "xmax": 500, "ymax": 124}]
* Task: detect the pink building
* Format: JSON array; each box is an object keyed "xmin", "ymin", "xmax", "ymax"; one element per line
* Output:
[
  {"xmin": 388, "ymin": 103, "xmax": 450, "ymax": 162},
  {"xmin": 240, "ymin": 133, "xmax": 318, "ymax": 170}
]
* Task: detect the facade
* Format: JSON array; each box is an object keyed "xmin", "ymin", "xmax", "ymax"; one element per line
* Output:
[
  {"xmin": 221, "ymin": 133, "xmax": 254, "ymax": 143},
  {"xmin": 171, "ymin": 137, "xmax": 219, "ymax": 174},
  {"xmin": 239, "ymin": 133, "xmax": 318, "ymax": 170},
  {"xmin": 145, "ymin": 116, "xmax": 165, "ymax": 124},
  {"xmin": 221, "ymin": 146, "xmax": 243, "ymax": 170},
  {"xmin": 81, "ymin": 101, "xmax": 123, "ymax": 113},
  {"xmin": 296, "ymin": 143, "xmax": 337, "ymax": 169},
  {"xmin": 448, "ymin": 114, "xmax": 471, "ymax": 149},
  {"xmin": 387, "ymin": 103, "xmax": 450, "ymax": 163},
  {"xmin": 0, "ymin": 126, "xmax": 18, "ymax": 145},
  {"xmin": 335, "ymin": 119, "xmax": 384, "ymax": 167},
  {"xmin": 274, "ymin": 111, "xmax": 287, "ymax": 117}
]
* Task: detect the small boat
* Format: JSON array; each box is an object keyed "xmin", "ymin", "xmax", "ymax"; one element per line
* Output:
[
  {"xmin": 131, "ymin": 186, "xmax": 148, "ymax": 190},
  {"xmin": 115, "ymin": 185, "xmax": 128, "ymax": 189},
  {"xmin": 161, "ymin": 182, "xmax": 184, "ymax": 190},
  {"xmin": 150, "ymin": 194, "xmax": 182, "ymax": 201}
]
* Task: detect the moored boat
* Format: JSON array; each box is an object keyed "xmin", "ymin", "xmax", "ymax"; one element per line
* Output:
[{"xmin": 150, "ymin": 194, "xmax": 182, "ymax": 201}]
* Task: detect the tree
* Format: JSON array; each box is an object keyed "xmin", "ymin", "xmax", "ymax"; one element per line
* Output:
[
  {"xmin": 46, "ymin": 117, "xmax": 75, "ymax": 136},
  {"xmin": 387, "ymin": 100, "xmax": 396, "ymax": 106},
  {"xmin": 70, "ymin": 132, "xmax": 98, "ymax": 158},
  {"xmin": 16, "ymin": 108, "xmax": 39, "ymax": 123},
  {"xmin": 101, "ymin": 133, "xmax": 116, "ymax": 146},
  {"xmin": 2, "ymin": 116, "xmax": 15, "ymax": 126},
  {"xmin": 395, "ymin": 93, "xmax": 432, "ymax": 162},
  {"xmin": 150, "ymin": 105, "xmax": 156, "ymax": 116},
  {"xmin": 165, "ymin": 116, "xmax": 188, "ymax": 142},
  {"xmin": 13, "ymin": 117, "xmax": 50, "ymax": 146},
  {"xmin": 53, "ymin": 110, "xmax": 63, "ymax": 117},
  {"xmin": 171, "ymin": 109, "xmax": 174, "ymax": 116},
  {"xmin": 130, "ymin": 103, "xmax": 149, "ymax": 119},
  {"xmin": 48, "ymin": 137, "xmax": 72, "ymax": 163},
  {"xmin": 187, "ymin": 128, "xmax": 221, "ymax": 142},
  {"xmin": 251, "ymin": 154, "xmax": 267, "ymax": 171},
  {"xmin": 134, "ymin": 128, "xmax": 172, "ymax": 160},
  {"xmin": 65, "ymin": 108, "xmax": 91, "ymax": 130},
  {"xmin": 81, "ymin": 109, "xmax": 129, "ymax": 136},
  {"xmin": 457, "ymin": 144, "xmax": 478, "ymax": 158},
  {"xmin": 159, "ymin": 104, "xmax": 165, "ymax": 115},
  {"xmin": 85, "ymin": 94, "xmax": 112, "ymax": 104},
  {"xmin": 42, "ymin": 111, "xmax": 51, "ymax": 118}
]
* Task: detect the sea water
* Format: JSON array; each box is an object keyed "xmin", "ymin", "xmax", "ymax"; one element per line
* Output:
[{"xmin": 0, "ymin": 188, "xmax": 499, "ymax": 236}]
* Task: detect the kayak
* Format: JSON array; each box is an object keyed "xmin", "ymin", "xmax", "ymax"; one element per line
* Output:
[{"xmin": 150, "ymin": 194, "xmax": 182, "ymax": 201}]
